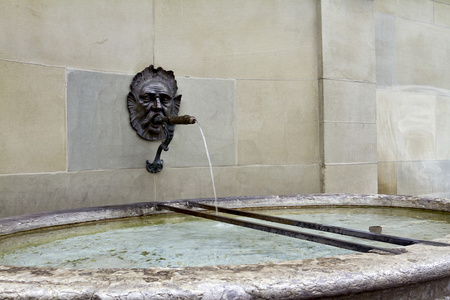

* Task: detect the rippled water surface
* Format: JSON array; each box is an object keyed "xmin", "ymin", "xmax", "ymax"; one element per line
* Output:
[{"xmin": 0, "ymin": 207, "xmax": 448, "ymax": 268}]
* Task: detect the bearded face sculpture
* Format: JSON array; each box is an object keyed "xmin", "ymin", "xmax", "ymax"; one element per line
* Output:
[{"xmin": 127, "ymin": 65, "xmax": 181, "ymax": 140}]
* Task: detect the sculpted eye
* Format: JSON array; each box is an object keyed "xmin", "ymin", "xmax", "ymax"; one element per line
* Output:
[
  {"xmin": 140, "ymin": 94, "xmax": 149, "ymax": 101},
  {"xmin": 160, "ymin": 94, "xmax": 172, "ymax": 105},
  {"xmin": 140, "ymin": 93, "xmax": 155, "ymax": 103}
]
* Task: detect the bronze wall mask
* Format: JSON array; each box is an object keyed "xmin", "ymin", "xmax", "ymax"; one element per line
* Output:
[{"xmin": 127, "ymin": 65, "xmax": 181, "ymax": 141}]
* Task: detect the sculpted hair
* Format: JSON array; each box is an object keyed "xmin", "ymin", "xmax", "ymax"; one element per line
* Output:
[{"xmin": 129, "ymin": 65, "xmax": 178, "ymax": 97}]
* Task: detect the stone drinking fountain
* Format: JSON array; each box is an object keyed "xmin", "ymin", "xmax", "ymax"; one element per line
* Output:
[{"xmin": 0, "ymin": 67, "xmax": 449, "ymax": 299}]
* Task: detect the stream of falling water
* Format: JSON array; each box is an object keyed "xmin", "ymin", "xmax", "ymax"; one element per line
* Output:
[{"xmin": 197, "ymin": 122, "xmax": 218, "ymax": 215}]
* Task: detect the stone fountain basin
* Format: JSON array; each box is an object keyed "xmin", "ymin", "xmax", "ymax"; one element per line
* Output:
[{"xmin": 0, "ymin": 194, "xmax": 449, "ymax": 299}]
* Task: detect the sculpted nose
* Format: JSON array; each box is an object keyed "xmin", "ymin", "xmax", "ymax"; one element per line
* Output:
[{"xmin": 152, "ymin": 96, "xmax": 162, "ymax": 110}]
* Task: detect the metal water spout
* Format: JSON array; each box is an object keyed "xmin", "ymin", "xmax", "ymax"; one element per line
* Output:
[
  {"xmin": 126, "ymin": 65, "xmax": 197, "ymax": 173},
  {"xmin": 152, "ymin": 115, "xmax": 197, "ymax": 125}
]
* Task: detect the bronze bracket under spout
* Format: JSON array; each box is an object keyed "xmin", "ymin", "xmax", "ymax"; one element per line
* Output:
[
  {"xmin": 146, "ymin": 123, "xmax": 175, "ymax": 173},
  {"xmin": 126, "ymin": 65, "xmax": 196, "ymax": 173},
  {"xmin": 146, "ymin": 116, "xmax": 196, "ymax": 173}
]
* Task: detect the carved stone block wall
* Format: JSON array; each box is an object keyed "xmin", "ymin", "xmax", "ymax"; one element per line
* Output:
[
  {"xmin": 318, "ymin": 0, "xmax": 377, "ymax": 193},
  {"xmin": 376, "ymin": 0, "xmax": 450, "ymax": 197}
]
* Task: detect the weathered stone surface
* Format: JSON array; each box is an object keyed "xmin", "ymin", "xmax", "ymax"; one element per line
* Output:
[
  {"xmin": 323, "ymin": 164, "xmax": 378, "ymax": 194},
  {"xmin": 154, "ymin": 0, "xmax": 318, "ymax": 79},
  {"xmin": 0, "ymin": 1, "xmax": 154, "ymax": 73},
  {"xmin": 318, "ymin": 0, "xmax": 376, "ymax": 194},
  {"xmin": 397, "ymin": 0, "xmax": 434, "ymax": 23},
  {"xmin": 237, "ymin": 79, "xmax": 318, "ymax": 166},
  {"xmin": 320, "ymin": 0, "xmax": 375, "ymax": 82},
  {"xmin": 377, "ymin": 90, "xmax": 436, "ymax": 162},
  {"xmin": 436, "ymin": 96, "xmax": 450, "ymax": 160},
  {"xmin": 374, "ymin": 0, "xmax": 397, "ymax": 14},
  {"xmin": 154, "ymin": 165, "xmax": 320, "ymax": 201},
  {"xmin": 435, "ymin": 2, "xmax": 450, "ymax": 27},
  {"xmin": 0, "ymin": 61, "xmax": 66, "ymax": 174},
  {"xmin": 0, "ymin": 169, "xmax": 156, "ymax": 218},
  {"xmin": 398, "ymin": 161, "xmax": 450, "ymax": 198},
  {"xmin": 378, "ymin": 161, "xmax": 397, "ymax": 195},
  {"xmin": 324, "ymin": 123, "xmax": 377, "ymax": 164},
  {"xmin": 375, "ymin": 13, "xmax": 396, "ymax": 87},
  {"xmin": 396, "ymin": 18, "xmax": 450, "ymax": 90},
  {"xmin": 322, "ymin": 80, "xmax": 376, "ymax": 123}
]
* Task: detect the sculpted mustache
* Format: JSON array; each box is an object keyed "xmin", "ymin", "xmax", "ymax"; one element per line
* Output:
[
  {"xmin": 141, "ymin": 113, "xmax": 163, "ymax": 128},
  {"xmin": 140, "ymin": 113, "xmax": 153, "ymax": 128}
]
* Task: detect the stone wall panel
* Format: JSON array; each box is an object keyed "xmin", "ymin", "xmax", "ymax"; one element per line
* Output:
[
  {"xmin": 324, "ymin": 164, "xmax": 378, "ymax": 194},
  {"xmin": 320, "ymin": 0, "xmax": 375, "ymax": 82},
  {"xmin": 0, "ymin": 61, "xmax": 66, "ymax": 174},
  {"xmin": 377, "ymin": 90, "xmax": 436, "ymax": 162},
  {"xmin": 154, "ymin": 0, "xmax": 318, "ymax": 79},
  {"xmin": 237, "ymin": 80, "xmax": 318, "ymax": 166},
  {"xmin": 396, "ymin": 18, "xmax": 450, "ymax": 90},
  {"xmin": 0, "ymin": 1, "xmax": 154, "ymax": 73}
]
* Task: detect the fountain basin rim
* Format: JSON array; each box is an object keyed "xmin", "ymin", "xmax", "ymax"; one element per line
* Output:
[
  {"xmin": 0, "ymin": 193, "xmax": 449, "ymax": 299},
  {"xmin": 1, "ymin": 193, "xmax": 449, "ymax": 237}
]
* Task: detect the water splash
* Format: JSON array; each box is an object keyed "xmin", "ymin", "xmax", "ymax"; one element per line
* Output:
[{"xmin": 196, "ymin": 122, "xmax": 218, "ymax": 215}]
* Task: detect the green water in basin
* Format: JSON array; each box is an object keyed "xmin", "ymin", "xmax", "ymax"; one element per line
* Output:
[{"xmin": 0, "ymin": 206, "xmax": 448, "ymax": 268}]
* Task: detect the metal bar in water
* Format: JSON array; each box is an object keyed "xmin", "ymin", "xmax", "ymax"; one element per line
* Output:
[
  {"xmin": 158, "ymin": 204, "xmax": 403, "ymax": 255},
  {"xmin": 188, "ymin": 202, "xmax": 449, "ymax": 247}
]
